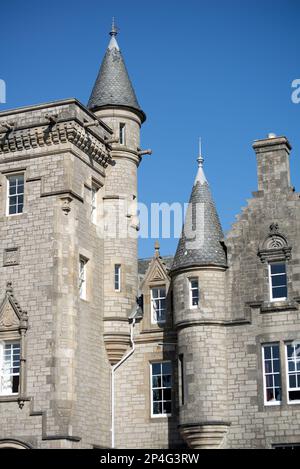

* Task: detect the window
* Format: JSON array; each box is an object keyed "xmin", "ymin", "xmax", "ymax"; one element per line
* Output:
[
  {"xmin": 286, "ymin": 343, "xmax": 300, "ymax": 403},
  {"xmin": 151, "ymin": 362, "xmax": 172, "ymax": 417},
  {"xmin": 79, "ymin": 257, "xmax": 87, "ymax": 300},
  {"xmin": 262, "ymin": 344, "xmax": 281, "ymax": 405},
  {"xmin": 0, "ymin": 341, "xmax": 20, "ymax": 395},
  {"xmin": 151, "ymin": 287, "xmax": 166, "ymax": 324},
  {"xmin": 91, "ymin": 186, "xmax": 97, "ymax": 224},
  {"xmin": 179, "ymin": 354, "xmax": 184, "ymax": 406},
  {"xmin": 114, "ymin": 264, "xmax": 121, "ymax": 292},
  {"xmin": 189, "ymin": 278, "xmax": 199, "ymax": 308},
  {"xmin": 269, "ymin": 263, "xmax": 287, "ymax": 301},
  {"xmin": 7, "ymin": 174, "xmax": 24, "ymax": 215},
  {"xmin": 119, "ymin": 123, "xmax": 126, "ymax": 145}
]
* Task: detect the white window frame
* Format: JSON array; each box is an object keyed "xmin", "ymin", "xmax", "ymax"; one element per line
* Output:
[
  {"xmin": 114, "ymin": 264, "xmax": 121, "ymax": 292},
  {"xmin": 262, "ymin": 343, "xmax": 281, "ymax": 406},
  {"xmin": 150, "ymin": 361, "xmax": 172, "ymax": 418},
  {"xmin": 285, "ymin": 343, "xmax": 300, "ymax": 405},
  {"xmin": 268, "ymin": 262, "xmax": 287, "ymax": 302},
  {"xmin": 91, "ymin": 185, "xmax": 97, "ymax": 224},
  {"xmin": 6, "ymin": 173, "xmax": 24, "ymax": 216},
  {"xmin": 79, "ymin": 257, "xmax": 87, "ymax": 300},
  {"xmin": 119, "ymin": 123, "xmax": 126, "ymax": 145},
  {"xmin": 189, "ymin": 278, "xmax": 199, "ymax": 309},
  {"xmin": 0, "ymin": 340, "xmax": 21, "ymax": 396},
  {"xmin": 151, "ymin": 286, "xmax": 166, "ymax": 324}
]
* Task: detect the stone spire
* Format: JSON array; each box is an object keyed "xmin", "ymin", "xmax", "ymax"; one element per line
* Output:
[
  {"xmin": 88, "ymin": 21, "xmax": 146, "ymax": 122},
  {"xmin": 171, "ymin": 145, "xmax": 227, "ymax": 272}
]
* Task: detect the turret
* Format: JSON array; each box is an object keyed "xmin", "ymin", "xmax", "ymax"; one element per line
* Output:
[
  {"xmin": 88, "ymin": 22, "xmax": 146, "ymax": 364},
  {"xmin": 171, "ymin": 146, "xmax": 229, "ymax": 448}
]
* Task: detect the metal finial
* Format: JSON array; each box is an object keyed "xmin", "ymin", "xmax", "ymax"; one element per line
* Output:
[
  {"xmin": 110, "ymin": 17, "xmax": 118, "ymax": 37},
  {"xmin": 197, "ymin": 137, "xmax": 204, "ymax": 167}
]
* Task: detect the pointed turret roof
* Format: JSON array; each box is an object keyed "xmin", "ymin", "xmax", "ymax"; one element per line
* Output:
[
  {"xmin": 88, "ymin": 21, "xmax": 146, "ymax": 122},
  {"xmin": 171, "ymin": 148, "xmax": 227, "ymax": 272}
]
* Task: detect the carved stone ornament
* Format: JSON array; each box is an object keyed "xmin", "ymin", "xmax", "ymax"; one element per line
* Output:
[{"xmin": 258, "ymin": 223, "xmax": 291, "ymax": 263}]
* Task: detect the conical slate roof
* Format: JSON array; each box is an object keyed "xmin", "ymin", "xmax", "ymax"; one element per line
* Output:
[
  {"xmin": 172, "ymin": 156, "xmax": 227, "ymax": 272},
  {"xmin": 88, "ymin": 27, "xmax": 145, "ymax": 122}
]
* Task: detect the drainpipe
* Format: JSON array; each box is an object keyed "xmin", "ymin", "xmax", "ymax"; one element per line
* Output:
[{"xmin": 111, "ymin": 318, "xmax": 136, "ymax": 449}]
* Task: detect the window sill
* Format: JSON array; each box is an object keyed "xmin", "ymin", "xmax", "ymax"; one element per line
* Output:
[
  {"xmin": 0, "ymin": 395, "xmax": 30, "ymax": 408},
  {"xmin": 260, "ymin": 300, "xmax": 298, "ymax": 313}
]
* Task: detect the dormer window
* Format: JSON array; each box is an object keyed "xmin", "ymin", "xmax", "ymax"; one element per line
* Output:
[
  {"xmin": 151, "ymin": 287, "xmax": 166, "ymax": 324},
  {"xmin": 269, "ymin": 262, "xmax": 287, "ymax": 302}
]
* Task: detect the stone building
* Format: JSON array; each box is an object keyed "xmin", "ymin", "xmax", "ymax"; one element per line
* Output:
[{"xmin": 0, "ymin": 24, "xmax": 299, "ymax": 449}]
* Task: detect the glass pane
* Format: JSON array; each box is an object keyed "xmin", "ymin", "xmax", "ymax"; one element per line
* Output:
[
  {"xmin": 287, "ymin": 345, "xmax": 294, "ymax": 358},
  {"xmin": 297, "ymin": 361, "xmax": 300, "ymax": 371},
  {"xmin": 152, "ymin": 289, "xmax": 159, "ymax": 299},
  {"xmin": 163, "ymin": 375, "xmax": 172, "ymax": 388},
  {"xmin": 153, "ymin": 402, "xmax": 162, "ymax": 415},
  {"xmin": 273, "ymin": 360, "xmax": 280, "ymax": 373},
  {"xmin": 152, "ymin": 376, "xmax": 161, "ymax": 388},
  {"xmin": 12, "ymin": 375, "xmax": 19, "ymax": 394},
  {"xmin": 17, "ymin": 203, "xmax": 24, "ymax": 214},
  {"xmin": 191, "ymin": 280, "xmax": 198, "ymax": 289},
  {"xmin": 275, "ymin": 388, "xmax": 281, "ymax": 401},
  {"xmin": 289, "ymin": 374, "xmax": 296, "ymax": 388},
  {"xmin": 289, "ymin": 361, "xmax": 295, "ymax": 372},
  {"xmin": 152, "ymin": 363, "xmax": 161, "ymax": 375},
  {"xmin": 264, "ymin": 347, "xmax": 271, "ymax": 360},
  {"xmin": 272, "ymin": 287, "xmax": 287, "ymax": 298},
  {"xmin": 9, "ymin": 205, "xmax": 17, "ymax": 214},
  {"xmin": 163, "ymin": 402, "xmax": 171, "ymax": 414},
  {"xmin": 271, "ymin": 264, "xmax": 286, "ymax": 275},
  {"xmin": 162, "ymin": 362, "xmax": 172, "ymax": 375},
  {"xmin": 266, "ymin": 375, "xmax": 274, "ymax": 387},
  {"xmin": 272, "ymin": 346, "xmax": 280, "ymax": 359},
  {"xmin": 9, "ymin": 185, "xmax": 16, "ymax": 195},
  {"xmin": 272, "ymin": 275, "xmax": 287, "ymax": 287},
  {"xmin": 266, "ymin": 388, "xmax": 274, "ymax": 401},
  {"xmin": 153, "ymin": 389, "xmax": 162, "ymax": 401},
  {"xmin": 159, "ymin": 288, "xmax": 166, "ymax": 298},
  {"xmin": 274, "ymin": 374, "xmax": 281, "ymax": 387},
  {"xmin": 264, "ymin": 360, "xmax": 272, "ymax": 373},
  {"xmin": 163, "ymin": 388, "xmax": 171, "ymax": 401},
  {"xmin": 289, "ymin": 390, "xmax": 300, "ymax": 401}
]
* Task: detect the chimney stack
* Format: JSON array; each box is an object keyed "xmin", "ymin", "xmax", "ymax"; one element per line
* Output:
[{"xmin": 252, "ymin": 134, "xmax": 292, "ymax": 194}]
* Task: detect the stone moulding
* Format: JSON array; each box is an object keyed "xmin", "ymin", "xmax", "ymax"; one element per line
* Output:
[
  {"xmin": 0, "ymin": 120, "xmax": 112, "ymax": 168},
  {"xmin": 179, "ymin": 422, "xmax": 231, "ymax": 449},
  {"xmin": 103, "ymin": 333, "xmax": 131, "ymax": 365}
]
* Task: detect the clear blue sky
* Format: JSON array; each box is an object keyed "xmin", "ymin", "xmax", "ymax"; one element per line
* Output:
[{"xmin": 1, "ymin": 0, "xmax": 299, "ymax": 259}]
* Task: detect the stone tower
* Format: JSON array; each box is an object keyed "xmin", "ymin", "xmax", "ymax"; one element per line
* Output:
[
  {"xmin": 88, "ymin": 23, "xmax": 146, "ymax": 364},
  {"xmin": 171, "ymin": 150, "xmax": 229, "ymax": 449}
]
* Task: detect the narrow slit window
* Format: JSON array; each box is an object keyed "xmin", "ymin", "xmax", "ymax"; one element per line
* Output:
[
  {"xmin": 0, "ymin": 341, "xmax": 20, "ymax": 395},
  {"xmin": 179, "ymin": 354, "xmax": 185, "ymax": 406},
  {"xmin": 151, "ymin": 362, "xmax": 172, "ymax": 417},
  {"xmin": 189, "ymin": 278, "xmax": 199, "ymax": 308},
  {"xmin": 79, "ymin": 257, "xmax": 87, "ymax": 300},
  {"xmin": 114, "ymin": 264, "xmax": 121, "ymax": 292},
  {"xmin": 286, "ymin": 343, "xmax": 300, "ymax": 403},
  {"xmin": 7, "ymin": 174, "xmax": 24, "ymax": 215},
  {"xmin": 119, "ymin": 123, "xmax": 126, "ymax": 145},
  {"xmin": 91, "ymin": 186, "xmax": 97, "ymax": 224},
  {"xmin": 262, "ymin": 343, "xmax": 281, "ymax": 405},
  {"xmin": 269, "ymin": 263, "xmax": 287, "ymax": 301}
]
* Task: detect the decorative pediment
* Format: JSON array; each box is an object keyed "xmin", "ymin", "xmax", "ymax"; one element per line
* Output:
[
  {"xmin": 140, "ymin": 242, "xmax": 170, "ymax": 290},
  {"xmin": 0, "ymin": 282, "xmax": 28, "ymax": 331},
  {"xmin": 258, "ymin": 223, "xmax": 291, "ymax": 263}
]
